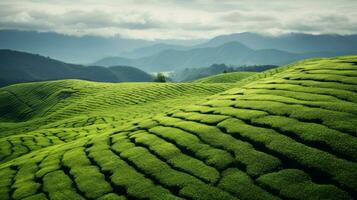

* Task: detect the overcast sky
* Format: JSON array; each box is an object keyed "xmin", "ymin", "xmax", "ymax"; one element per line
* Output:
[{"xmin": 0, "ymin": 0, "xmax": 356, "ymax": 40}]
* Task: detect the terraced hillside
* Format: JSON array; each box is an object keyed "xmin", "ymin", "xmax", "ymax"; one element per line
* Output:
[
  {"xmin": 194, "ymin": 72, "xmax": 256, "ymax": 83},
  {"xmin": 0, "ymin": 56, "xmax": 357, "ymax": 200},
  {"xmin": 0, "ymin": 80, "xmax": 236, "ymax": 160}
]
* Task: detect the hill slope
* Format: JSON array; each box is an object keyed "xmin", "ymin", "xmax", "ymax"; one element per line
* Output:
[
  {"xmin": 173, "ymin": 64, "xmax": 276, "ymax": 82},
  {"xmin": 0, "ymin": 79, "xmax": 235, "ymax": 137},
  {"xmin": 0, "ymin": 50, "xmax": 153, "ymax": 87},
  {"xmin": 0, "ymin": 56, "xmax": 356, "ymax": 200},
  {"xmin": 194, "ymin": 72, "xmax": 256, "ymax": 83}
]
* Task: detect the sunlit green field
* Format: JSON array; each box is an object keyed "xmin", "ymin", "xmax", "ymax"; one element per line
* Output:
[
  {"xmin": 0, "ymin": 56, "xmax": 356, "ymax": 200},
  {"xmin": 194, "ymin": 71, "xmax": 256, "ymax": 83}
]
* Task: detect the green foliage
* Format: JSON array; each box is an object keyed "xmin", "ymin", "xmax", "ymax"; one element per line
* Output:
[
  {"xmin": 70, "ymin": 166, "xmax": 112, "ymax": 199},
  {"xmin": 257, "ymin": 169, "xmax": 352, "ymax": 200},
  {"xmin": 43, "ymin": 170, "xmax": 85, "ymax": 200},
  {"xmin": 12, "ymin": 163, "xmax": 40, "ymax": 200},
  {"xmin": 253, "ymin": 115, "xmax": 357, "ymax": 161},
  {"xmin": 218, "ymin": 118, "xmax": 357, "ymax": 191},
  {"xmin": 131, "ymin": 131, "xmax": 220, "ymax": 183},
  {"xmin": 149, "ymin": 125, "xmax": 234, "ymax": 170},
  {"xmin": 118, "ymin": 146, "xmax": 237, "ymax": 200},
  {"xmin": 218, "ymin": 168, "xmax": 279, "ymax": 200},
  {"xmin": 154, "ymin": 73, "xmax": 167, "ymax": 82},
  {"xmin": 22, "ymin": 193, "xmax": 47, "ymax": 200},
  {"xmin": 154, "ymin": 115, "xmax": 281, "ymax": 176},
  {"xmin": 97, "ymin": 193, "xmax": 126, "ymax": 200}
]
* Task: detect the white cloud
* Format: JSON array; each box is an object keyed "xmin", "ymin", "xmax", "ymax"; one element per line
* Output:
[{"xmin": 0, "ymin": 0, "xmax": 356, "ymax": 40}]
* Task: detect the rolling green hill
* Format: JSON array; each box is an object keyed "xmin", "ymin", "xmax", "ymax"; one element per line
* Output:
[
  {"xmin": 194, "ymin": 72, "xmax": 256, "ymax": 83},
  {"xmin": 0, "ymin": 56, "xmax": 356, "ymax": 200},
  {"xmin": 0, "ymin": 80, "xmax": 235, "ymax": 137}
]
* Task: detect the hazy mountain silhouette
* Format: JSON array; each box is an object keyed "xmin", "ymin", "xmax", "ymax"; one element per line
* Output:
[
  {"xmin": 0, "ymin": 50, "xmax": 153, "ymax": 87},
  {"xmin": 120, "ymin": 43, "xmax": 190, "ymax": 58},
  {"xmin": 119, "ymin": 32, "xmax": 357, "ymax": 61},
  {"xmin": 94, "ymin": 56, "xmax": 133, "ymax": 67},
  {"xmin": 199, "ymin": 32, "xmax": 357, "ymax": 53},
  {"xmin": 3, "ymin": 30, "xmax": 357, "ymax": 73},
  {"xmin": 0, "ymin": 30, "xmax": 155, "ymax": 64},
  {"xmin": 94, "ymin": 42, "xmax": 307, "ymax": 71},
  {"xmin": 0, "ymin": 30, "xmax": 202, "ymax": 64}
]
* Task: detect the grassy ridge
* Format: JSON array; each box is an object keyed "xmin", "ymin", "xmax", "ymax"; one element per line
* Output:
[
  {"xmin": 0, "ymin": 56, "xmax": 357, "ymax": 200},
  {"xmin": 194, "ymin": 72, "xmax": 256, "ymax": 83},
  {"xmin": 0, "ymin": 80, "xmax": 237, "ymax": 161}
]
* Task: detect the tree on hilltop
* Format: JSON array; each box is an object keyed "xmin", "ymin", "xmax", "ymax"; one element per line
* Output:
[{"xmin": 154, "ymin": 73, "xmax": 166, "ymax": 82}]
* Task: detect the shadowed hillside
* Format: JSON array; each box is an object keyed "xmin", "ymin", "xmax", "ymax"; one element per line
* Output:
[{"xmin": 0, "ymin": 50, "xmax": 153, "ymax": 87}]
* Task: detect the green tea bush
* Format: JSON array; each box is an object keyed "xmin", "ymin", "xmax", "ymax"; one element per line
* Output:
[
  {"xmin": 218, "ymin": 118, "xmax": 357, "ymax": 192},
  {"xmin": 218, "ymin": 168, "xmax": 279, "ymax": 200},
  {"xmin": 22, "ymin": 193, "xmax": 48, "ymax": 200},
  {"xmin": 231, "ymin": 100, "xmax": 357, "ymax": 135},
  {"xmin": 253, "ymin": 115, "xmax": 357, "ymax": 161},
  {"xmin": 0, "ymin": 167, "xmax": 16, "ymax": 200},
  {"xmin": 257, "ymin": 169, "xmax": 352, "ymax": 200},
  {"xmin": 149, "ymin": 126, "xmax": 234, "ymax": 170},
  {"xmin": 154, "ymin": 115, "xmax": 281, "ymax": 176},
  {"xmin": 97, "ymin": 193, "xmax": 126, "ymax": 200},
  {"xmin": 43, "ymin": 170, "xmax": 85, "ymax": 200},
  {"xmin": 70, "ymin": 166, "xmax": 112, "ymax": 199},
  {"xmin": 119, "ymin": 147, "xmax": 237, "ymax": 200},
  {"xmin": 131, "ymin": 131, "xmax": 219, "ymax": 183}
]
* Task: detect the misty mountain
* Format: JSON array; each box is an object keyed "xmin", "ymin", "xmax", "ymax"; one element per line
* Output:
[
  {"xmin": 0, "ymin": 30, "xmax": 155, "ymax": 64},
  {"xmin": 120, "ymin": 43, "xmax": 190, "ymax": 58},
  {"xmin": 94, "ymin": 42, "xmax": 309, "ymax": 71},
  {"xmin": 94, "ymin": 57, "xmax": 133, "ymax": 67},
  {"xmin": 118, "ymin": 32, "xmax": 357, "ymax": 61},
  {"xmin": 3, "ymin": 30, "xmax": 357, "ymax": 73},
  {"xmin": 0, "ymin": 30, "xmax": 204, "ymax": 64},
  {"xmin": 200, "ymin": 32, "xmax": 357, "ymax": 53},
  {"xmin": 0, "ymin": 50, "xmax": 153, "ymax": 87}
]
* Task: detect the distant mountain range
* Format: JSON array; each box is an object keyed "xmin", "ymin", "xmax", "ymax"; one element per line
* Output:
[
  {"xmin": 94, "ymin": 41, "xmax": 351, "ymax": 72},
  {"xmin": 123, "ymin": 32, "xmax": 357, "ymax": 58},
  {"xmin": 0, "ymin": 30, "xmax": 202, "ymax": 63},
  {"xmin": 201, "ymin": 32, "xmax": 357, "ymax": 53},
  {"xmin": 120, "ymin": 43, "xmax": 189, "ymax": 58},
  {"xmin": 0, "ymin": 50, "xmax": 153, "ymax": 87},
  {"xmin": 2, "ymin": 30, "xmax": 357, "ymax": 73}
]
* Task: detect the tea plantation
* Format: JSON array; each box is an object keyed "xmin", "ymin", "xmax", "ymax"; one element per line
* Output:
[
  {"xmin": 0, "ymin": 56, "xmax": 356, "ymax": 200},
  {"xmin": 194, "ymin": 72, "xmax": 256, "ymax": 83}
]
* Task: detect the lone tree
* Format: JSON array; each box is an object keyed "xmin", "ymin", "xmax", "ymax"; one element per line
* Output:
[{"xmin": 154, "ymin": 72, "xmax": 166, "ymax": 82}]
